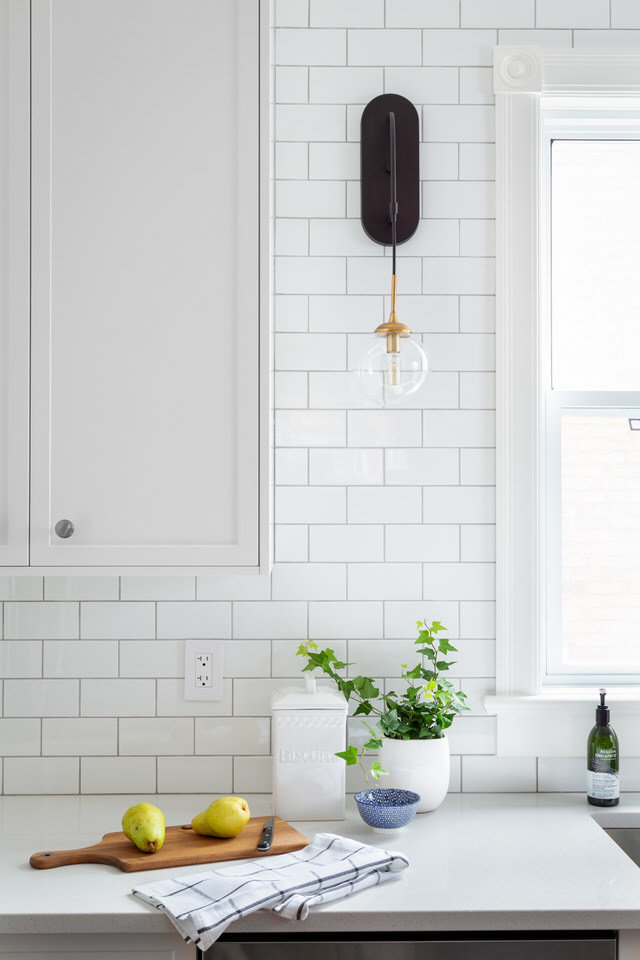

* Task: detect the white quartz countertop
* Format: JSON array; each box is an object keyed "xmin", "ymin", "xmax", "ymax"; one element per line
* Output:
[{"xmin": 3, "ymin": 792, "xmax": 640, "ymax": 936}]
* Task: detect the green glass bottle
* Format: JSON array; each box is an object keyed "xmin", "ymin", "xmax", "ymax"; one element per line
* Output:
[{"xmin": 587, "ymin": 688, "xmax": 619, "ymax": 807}]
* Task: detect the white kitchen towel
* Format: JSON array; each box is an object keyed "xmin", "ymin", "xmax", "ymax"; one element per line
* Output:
[{"xmin": 132, "ymin": 833, "xmax": 409, "ymax": 951}]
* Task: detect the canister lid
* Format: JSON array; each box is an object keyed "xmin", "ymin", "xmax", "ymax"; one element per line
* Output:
[{"xmin": 271, "ymin": 682, "xmax": 348, "ymax": 712}]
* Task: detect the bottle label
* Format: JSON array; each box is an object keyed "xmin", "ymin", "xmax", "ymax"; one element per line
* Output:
[{"xmin": 587, "ymin": 769, "xmax": 620, "ymax": 800}]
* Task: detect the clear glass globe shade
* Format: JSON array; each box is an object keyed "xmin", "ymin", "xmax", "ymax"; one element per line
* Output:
[{"xmin": 355, "ymin": 335, "xmax": 429, "ymax": 408}]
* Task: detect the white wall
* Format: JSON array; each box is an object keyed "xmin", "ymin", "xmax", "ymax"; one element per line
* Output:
[{"xmin": 3, "ymin": 0, "xmax": 637, "ymax": 795}]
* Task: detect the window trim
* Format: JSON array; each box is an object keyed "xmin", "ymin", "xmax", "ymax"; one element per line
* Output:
[{"xmin": 488, "ymin": 46, "xmax": 640, "ymax": 754}]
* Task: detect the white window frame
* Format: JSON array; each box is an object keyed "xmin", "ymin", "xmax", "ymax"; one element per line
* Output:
[{"xmin": 487, "ymin": 46, "xmax": 640, "ymax": 755}]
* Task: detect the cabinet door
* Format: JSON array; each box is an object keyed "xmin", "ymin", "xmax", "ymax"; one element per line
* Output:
[
  {"xmin": 30, "ymin": 0, "xmax": 260, "ymax": 567},
  {"xmin": 0, "ymin": 0, "xmax": 29, "ymax": 565}
]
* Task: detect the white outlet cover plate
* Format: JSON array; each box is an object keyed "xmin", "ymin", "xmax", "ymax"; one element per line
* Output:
[{"xmin": 184, "ymin": 638, "xmax": 224, "ymax": 701}]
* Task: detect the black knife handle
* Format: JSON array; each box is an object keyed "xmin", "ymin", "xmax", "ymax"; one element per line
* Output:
[{"xmin": 257, "ymin": 824, "xmax": 273, "ymax": 851}]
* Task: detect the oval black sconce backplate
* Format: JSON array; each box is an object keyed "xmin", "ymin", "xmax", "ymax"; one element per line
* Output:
[{"xmin": 360, "ymin": 93, "xmax": 420, "ymax": 246}]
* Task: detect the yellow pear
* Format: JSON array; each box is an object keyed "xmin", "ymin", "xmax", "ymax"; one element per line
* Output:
[
  {"xmin": 191, "ymin": 796, "xmax": 250, "ymax": 839},
  {"xmin": 122, "ymin": 802, "xmax": 165, "ymax": 854}
]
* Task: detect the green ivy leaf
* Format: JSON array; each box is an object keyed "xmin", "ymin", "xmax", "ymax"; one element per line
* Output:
[
  {"xmin": 335, "ymin": 745, "xmax": 359, "ymax": 766},
  {"xmin": 371, "ymin": 761, "xmax": 388, "ymax": 780}
]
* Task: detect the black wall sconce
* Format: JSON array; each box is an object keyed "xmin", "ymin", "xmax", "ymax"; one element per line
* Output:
[{"xmin": 355, "ymin": 93, "xmax": 428, "ymax": 408}]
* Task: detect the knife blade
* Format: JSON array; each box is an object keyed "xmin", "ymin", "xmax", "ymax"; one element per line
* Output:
[{"xmin": 257, "ymin": 816, "xmax": 275, "ymax": 852}]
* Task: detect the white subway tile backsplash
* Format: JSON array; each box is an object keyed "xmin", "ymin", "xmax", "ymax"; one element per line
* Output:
[
  {"xmin": 120, "ymin": 577, "xmax": 195, "ymax": 600},
  {"xmin": 398, "ymin": 219, "xmax": 460, "ymax": 256},
  {"xmin": 5, "ymin": 602, "xmax": 78, "ymax": 640},
  {"xmin": 276, "ymin": 410, "xmax": 346, "ymax": 447},
  {"xmin": 275, "ymin": 295, "xmax": 309, "ymax": 331},
  {"xmin": 119, "ymin": 718, "xmax": 193, "ymax": 756},
  {"xmin": 462, "ymin": 677, "xmax": 495, "ymax": 714},
  {"xmin": 384, "ymin": 67, "xmax": 459, "ymax": 104},
  {"xmin": 81, "ymin": 757, "xmax": 156, "ymax": 794},
  {"xmin": 348, "ymin": 29, "xmax": 422, "ymax": 66},
  {"xmin": 459, "ymin": 67, "xmax": 493, "ymax": 106},
  {"xmin": 423, "ymin": 487, "xmax": 495, "ymax": 523},
  {"xmin": 386, "ymin": 0, "xmax": 459, "ymax": 28},
  {"xmin": 461, "ymin": 448, "xmax": 496, "ymax": 485},
  {"xmin": 0, "ymin": 640, "xmax": 42, "ymax": 678},
  {"xmin": 275, "ymin": 66, "xmax": 309, "ymax": 103},
  {"xmin": 196, "ymin": 718, "xmax": 271, "ymax": 755},
  {"xmin": 0, "ymin": 718, "xmax": 41, "ymax": 756},
  {"xmin": 309, "ymin": 295, "xmax": 384, "ymax": 333},
  {"xmin": 537, "ymin": 0, "xmax": 609, "ymax": 28},
  {"xmin": 424, "ymin": 257, "xmax": 495, "ymax": 295},
  {"xmin": 44, "ymin": 640, "xmax": 118, "ymax": 678},
  {"xmin": 276, "ymin": 486, "xmax": 346, "ymax": 523},
  {"xmin": 275, "ymin": 143, "xmax": 308, "ymax": 180},
  {"xmin": 310, "ymin": 219, "xmax": 381, "ymax": 257},
  {"xmin": 42, "ymin": 718, "xmax": 117, "ymax": 756},
  {"xmin": 309, "ymin": 448, "xmax": 383, "ymax": 485},
  {"xmin": 460, "ymin": 371, "xmax": 495, "ymax": 407},
  {"xmin": 119, "ymin": 639, "xmax": 184, "ymax": 677},
  {"xmin": 423, "ymin": 105, "xmax": 494, "ymax": 142},
  {"xmin": 198, "ymin": 576, "xmax": 272, "ymax": 602},
  {"xmin": 419, "ymin": 142, "xmax": 458, "ymax": 181},
  {"xmin": 157, "ymin": 678, "xmax": 233, "ymax": 716},
  {"xmin": 424, "ymin": 333, "xmax": 494, "ymax": 371},
  {"xmin": 423, "ymin": 410, "xmax": 495, "ymax": 447},
  {"xmin": 462, "ymin": 755, "xmax": 536, "ymax": 791},
  {"xmin": 460, "ymin": 296, "xmax": 495, "ymax": 332},
  {"xmin": 157, "ymin": 757, "xmax": 233, "ymax": 793},
  {"xmin": 310, "ymin": 524, "xmax": 384, "ymax": 561},
  {"xmin": 461, "ymin": 0, "xmax": 534, "ymax": 28},
  {"xmin": 273, "ymin": 638, "xmax": 347, "ymax": 676},
  {"xmin": 384, "ymin": 600, "xmax": 460, "ymax": 638},
  {"xmin": 348, "ymin": 562, "xmax": 422, "ymax": 600},
  {"xmin": 234, "ymin": 756, "xmax": 273, "ymax": 793},
  {"xmin": 461, "ymin": 525, "xmax": 496, "ymax": 561},
  {"xmin": 233, "ymin": 679, "xmax": 297, "ymax": 716},
  {"xmin": 0, "ymin": 577, "xmax": 42, "ymax": 600},
  {"xmin": 223, "ymin": 640, "xmax": 271, "ymax": 678},
  {"xmin": 277, "ymin": 332, "xmax": 347, "ymax": 370},
  {"xmin": 423, "ymin": 181, "xmax": 494, "ymax": 219},
  {"xmin": 385, "ymin": 448, "xmax": 459, "ymax": 485},
  {"xmin": 348, "ymin": 638, "xmax": 422, "ymax": 675},
  {"xmin": 309, "ymin": 142, "xmax": 359, "ymax": 180},
  {"xmin": 449, "ymin": 639, "xmax": 495, "ymax": 676},
  {"xmin": 423, "ymin": 562, "xmax": 495, "ymax": 600},
  {"xmin": 275, "ymin": 218, "xmax": 309, "ymax": 256},
  {"xmin": 276, "ymin": 29, "xmax": 346, "ymax": 65},
  {"xmin": 272, "ymin": 562, "xmax": 347, "ymax": 599},
  {"xmin": 460, "ymin": 601, "xmax": 496, "ymax": 639},
  {"xmin": 448, "ymin": 716, "xmax": 496, "ymax": 754},
  {"xmin": 275, "ymin": 372, "xmax": 309, "ymax": 409},
  {"xmin": 44, "ymin": 577, "xmax": 119, "ymax": 600},
  {"xmin": 348, "ymin": 486, "xmax": 422, "ymax": 523},
  {"xmin": 498, "ymin": 29, "xmax": 572, "ymax": 46},
  {"xmin": 311, "ymin": 0, "xmax": 384, "ymax": 27},
  {"xmin": 460, "ymin": 219, "xmax": 495, "ymax": 256},
  {"xmin": 348, "ymin": 256, "xmax": 422, "ymax": 294},
  {"xmin": 276, "ymin": 0, "xmax": 309, "ymax": 27},
  {"xmin": 4, "ymin": 758, "xmax": 79, "ymax": 795},
  {"xmin": 572, "ymin": 29, "xmax": 640, "ymax": 47},
  {"xmin": 81, "ymin": 679, "xmax": 155, "ymax": 717},
  {"xmin": 348, "ymin": 410, "xmax": 422, "ymax": 447},
  {"xmin": 310, "ymin": 66, "xmax": 383, "ymax": 103},
  {"xmin": 385, "ymin": 524, "xmax": 460, "ymax": 562},
  {"xmin": 81, "ymin": 602, "xmax": 154, "ymax": 640},
  {"xmin": 309, "ymin": 372, "xmax": 369, "ymax": 408},
  {"xmin": 421, "ymin": 29, "xmax": 496, "ymax": 66},
  {"xmin": 277, "ymin": 181, "xmax": 345, "ymax": 218},
  {"xmin": 275, "ymin": 525, "xmax": 309, "ymax": 562},
  {"xmin": 157, "ymin": 602, "xmax": 231, "ymax": 640},
  {"xmin": 276, "ymin": 105, "xmax": 345, "ymax": 142},
  {"xmin": 5, "ymin": 679, "xmax": 79, "ymax": 717},
  {"xmin": 612, "ymin": 0, "xmax": 640, "ymax": 28},
  {"xmin": 276, "ymin": 448, "xmax": 309, "ymax": 484},
  {"xmin": 234, "ymin": 602, "xmax": 308, "ymax": 639},
  {"xmin": 309, "ymin": 600, "xmax": 383, "ymax": 638},
  {"xmin": 276, "ymin": 257, "xmax": 346, "ymax": 294},
  {"xmin": 459, "ymin": 143, "xmax": 495, "ymax": 181}
]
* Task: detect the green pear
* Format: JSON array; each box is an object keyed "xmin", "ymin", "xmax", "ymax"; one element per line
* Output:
[
  {"xmin": 191, "ymin": 796, "xmax": 251, "ymax": 838},
  {"xmin": 191, "ymin": 808, "xmax": 217, "ymax": 837},
  {"xmin": 122, "ymin": 802, "xmax": 166, "ymax": 854}
]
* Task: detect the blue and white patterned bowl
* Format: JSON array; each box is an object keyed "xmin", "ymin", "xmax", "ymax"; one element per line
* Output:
[{"xmin": 354, "ymin": 787, "xmax": 421, "ymax": 833}]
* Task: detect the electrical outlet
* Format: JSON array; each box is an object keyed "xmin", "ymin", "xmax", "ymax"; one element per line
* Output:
[{"xmin": 184, "ymin": 638, "xmax": 224, "ymax": 701}]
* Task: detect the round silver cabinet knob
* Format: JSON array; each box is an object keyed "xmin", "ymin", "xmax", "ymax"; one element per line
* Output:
[{"xmin": 54, "ymin": 519, "xmax": 74, "ymax": 539}]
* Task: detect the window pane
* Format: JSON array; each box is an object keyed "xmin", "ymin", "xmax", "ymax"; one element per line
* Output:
[
  {"xmin": 561, "ymin": 412, "xmax": 640, "ymax": 669},
  {"xmin": 552, "ymin": 140, "xmax": 640, "ymax": 390}
]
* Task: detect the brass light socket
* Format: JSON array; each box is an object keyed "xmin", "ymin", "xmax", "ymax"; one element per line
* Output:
[{"xmin": 374, "ymin": 274, "xmax": 411, "ymax": 353}]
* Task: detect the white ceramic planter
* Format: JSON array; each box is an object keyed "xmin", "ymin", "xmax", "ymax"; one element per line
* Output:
[{"xmin": 378, "ymin": 736, "xmax": 450, "ymax": 813}]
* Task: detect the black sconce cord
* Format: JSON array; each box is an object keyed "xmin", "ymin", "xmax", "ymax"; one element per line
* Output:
[{"xmin": 389, "ymin": 110, "xmax": 398, "ymax": 275}]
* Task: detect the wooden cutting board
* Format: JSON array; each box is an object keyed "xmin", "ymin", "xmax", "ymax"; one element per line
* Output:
[{"xmin": 30, "ymin": 816, "xmax": 309, "ymax": 873}]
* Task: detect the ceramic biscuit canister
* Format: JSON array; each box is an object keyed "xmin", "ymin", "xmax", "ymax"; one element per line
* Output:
[{"xmin": 272, "ymin": 677, "xmax": 348, "ymax": 821}]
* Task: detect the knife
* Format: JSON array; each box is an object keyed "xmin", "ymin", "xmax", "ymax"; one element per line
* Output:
[{"xmin": 257, "ymin": 816, "xmax": 275, "ymax": 852}]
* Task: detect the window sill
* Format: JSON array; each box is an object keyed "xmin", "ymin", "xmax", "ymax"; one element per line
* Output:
[{"xmin": 485, "ymin": 689, "xmax": 640, "ymax": 757}]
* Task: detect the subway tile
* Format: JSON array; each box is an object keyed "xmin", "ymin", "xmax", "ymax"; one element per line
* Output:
[
  {"xmin": 423, "ymin": 105, "xmax": 494, "ymax": 142},
  {"xmin": 44, "ymin": 577, "xmax": 119, "ymax": 600},
  {"xmin": 423, "ymin": 257, "xmax": 494, "ymax": 296},
  {"xmin": 44, "ymin": 640, "xmax": 118, "ymax": 678},
  {"xmin": 572, "ymin": 29, "xmax": 640, "ymax": 46},
  {"xmin": 348, "ymin": 486, "xmax": 422, "ymax": 523},
  {"xmin": 80, "ymin": 602, "xmax": 154, "ymax": 640},
  {"xmin": 81, "ymin": 757, "xmax": 156, "ymax": 794},
  {"xmin": 276, "ymin": 374, "xmax": 309, "ymax": 410},
  {"xmin": 5, "ymin": 602, "xmax": 78, "ymax": 640},
  {"xmin": 310, "ymin": 66, "xmax": 383, "ymax": 103},
  {"xmin": 460, "ymin": 219, "xmax": 495, "ymax": 257},
  {"xmin": 272, "ymin": 638, "xmax": 347, "ymax": 676},
  {"xmin": 276, "ymin": 448, "xmax": 309, "ymax": 485},
  {"xmin": 423, "ymin": 563, "xmax": 495, "ymax": 601},
  {"xmin": 612, "ymin": 0, "xmax": 640, "ymax": 27},
  {"xmin": 157, "ymin": 757, "xmax": 233, "ymax": 793},
  {"xmin": 460, "ymin": 68, "xmax": 493, "ymax": 106},
  {"xmin": 462, "ymin": 677, "xmax": 495, "ymax": 715},
  {"xmin": 234, "ymin": 756, "xmax": 273, "ymax": 793},
  {"xmin": 423, "ymin": 181, "xmax": 494, "ymax": 219},
  {"xmin": 311, "ymin": 0, "xmax": 384, "ymax": 26},
  {"xmin": 423, "ymin": 486, "xmax": 495, "ymax": 523},
  {"xmin": 396, "ymin": 372, "xmax": 459, "ymax": 410},
  {"xmin": 384, "ymin": 67, "xmax": 458, "ymax": 104},
  {"xmin": 459, "ymin": 143, "xmax": 495, "ymax": 181},
  {"xmin": 537, "ymin": 757, "xmax": 584, "ymax": 792},
  {"xmin": 0, "ymin": 718, "xmax": 41, "ymax": 756},
  {"xmin": 308, "ymin": 372, "xmax": 370, "ymax": 409},
  {"xmin": 234, "ymin": 601, "xmax": 308, "ymax": 639},
  {"xmin": 309, "ymin": 448, "xmax": 383, "ymax": 485},
  {"xmin": 385, "ymin": 449, "xmax": 459, "ymax": 486},
  {"xmin": 275, "ymin": 295, "xmax": 309, "ymax": 332},
  {"xmin": 4, "ymin": 757, "xmax": 78, "ymax": 795},
  {"xmin": 276, "ymin": 410, "xmax": 346, "ymax": 447},
  {"xmin": 537, "ymin": 0, "xmax": 609, "ymax": 28},
  {"xmin": 42, "ymin": 718, "xmax": 117, "ymax": 756},
  {"xmin": 460, "ymin": 372, "xmax": 495, "ymax": 407},
  {"xmin": 396, "ymin": 219, "xmax": 459, "ymax": 257},
  {"xmin": 276, "ymin": 105, "xmax": 346, "ymax": 141},
  {"xmin": 348, "ymin": 638, "xmax": 422, "ymax": 675},
  {"xmin": 119, "ymin": 639, "xmax": 183, "ymax": 677},
  {"xmin": 348, "ymin": 29, "xmax": 421, "ymax": 66},
  {"xmin": 386, "ymin": 0, "xmax": 459, "ymax": 27},
  {"xmin": 81, "ymin": 679, "xmax": 155, "ymax": 717},
  {"xmin": 275, "ymin": 65, "xmax": 309, "ymax": 104},
  {"xmin": 346, "ymin": 179, "xmax": 361, "ymax": 215},
  {"xmin": 449, "ymin": 755, "xmax": 462, "ymax": 792},
  {"xmin": 460, "ymin": 601, "xmax": 496, "ymax": 639},
  {"xmin": 275, "ymin": 219, "xmax": 309, "ymax": 257},
  {"xmin": 309, "ymin": 295, "xmax": 384, "ymax": 333},
  {"xmin": 0, "ymin": 577, "xmax": 43, "ymax": 600},
  {"xmin": 498, "ymin": 28, "xmax": 572, "ymax": 45},
  {"xmin": 310, "ymin": 524, "xmax": 384, "ymax": 562},
  {"xmin": 310, "ymin": 219, "xmax": 381, "ymax": 257},
  {"xmin": 119, "ymin": 718, "xmax": 194, "ymax": 756},
  {"xmin": 276, "ymin": 181, "xmax": 345, "ymax": 218},
  {"xmin": 276, "ymin": 29, "xmax": 346, "ymax": 65},
  {"xmin": 348, "ymin": 562, "xmax": 423, "ymax": 600},
  {"xmin": 157, "ymin": 602, "xmax": 231, "ymax": 640},
  {"xmin": 233, "ymin": 679, "xmax": 298, "ymax": 716},
  {"xmin": 460, "ymin": 296, "xmax": 495, "ymax": 332},
  {"xmin": 272, "ymin": 563, "xmax": 346, "ymax": 600},
  {"xmin": 276, "ymin": 257, "xmax": 346, "ymax": 295},
  {"xmin": 423, "ymin": 411, "xmax": 495, "ymax": 448},
  {"xmin": 462, "ymin": 755, "xmax": 536, "ymax": 791},
  {"xmin": 276, "ymin": 333, "xmax": 347, "ymax": 371},
  {"xmin": 275, "ymin": 142, "xmax": 308, "ymax": 180},
  {"xmin": 448, "ymin": 639, "xmax": 495, "ymax": 676},
  {"xmin": 275, "ymin": 525, "xmax": 309, "ymax": 562},
  {"xmin": 309, "ymin": 143, "xmax": 360, "ymax": 180},
  {"xmin": 275, "ymin": 0, "xmax": 309, "ymax": 27},
  {"xmin": 276, "ymin": 486, "xmax": 346, "ymax": 524},
  {"xmin": 421, "ymin": 29, "xmax": 496, "ymax": 66},
  {"xmin": 420, "ymin": 143, "xmax": 458, "ymax": 180},
  {"xmin": 461, "ymin": 525, "xmax": 496, "ymax": 561},
  {"xmin": 424, "ymin": 333, "xmax": 494, "ymax": 371},
  {"xmin": 223, "ymin": 640, "xmax": 271, "ymax": 678},
  {"xmin": 196, "ymin": 717, "xmax": 271, "ymax": 755},
  {"xmin": 385, "ymin": 295, "xmax": 459, "ymax": 333},
  {"xmin": 348, "ymin": 410, "xmax": 422, "ymax": 447},
  {"xmin": 447, "ymin": 715, "xmax": 496, "ymax": 754},
  {"xmin": 197, "ymin": 575, "xmax": 272, "ymax": 602},
  {"xmin": 0, "ymin": 640, "xmax": 42, "ymax": 678},
  {"xmin": 461, "ymin": 0, "xmax": 533, "ymax": 27},
  {"xmin": 5, "ymin": 679, "xmax": 78, "ymax": 717},
  {"xmin": 385, "ymin": 524, "xmax": 460, "ymax": 562},
  {"xmin": 461, "ymin": 448, "xmax": 496, "ymax": 485},
  {"xmin": 384, "ymin": 600, "xmax": 460, "ymax": 638},
  {"xmin": 348, "ymin": 256, "xmax": 422, "ymax": 294},
  {"xmin": 157, "ymin": 678, "xmax": 233, "ymax": 716},
  {"xmin": 120, "ymin": 577, "xmax": 195, "ymax": 601},
  {"xmin": 309, "ymin": 600, "xmax": 383, "ymax": 639}
]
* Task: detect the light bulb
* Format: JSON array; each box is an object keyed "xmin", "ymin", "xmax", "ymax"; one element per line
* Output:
[{"xmin": 356, "ymin": 335, "xmax": 428, "ymax": 408}]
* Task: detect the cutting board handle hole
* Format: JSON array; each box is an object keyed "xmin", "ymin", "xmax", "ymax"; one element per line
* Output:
[
  {"xmin": 41, "ymin": 853, "xmax": 52, "ymax": 857},
  {"xmin": 180, "ymin": 825, "xmax": 192, "ymax": 831}
]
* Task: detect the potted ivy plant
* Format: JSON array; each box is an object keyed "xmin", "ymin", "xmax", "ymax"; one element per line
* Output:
[{"xmin": 297, "ymin": 618, "xmax": 468, "ymax": 813}]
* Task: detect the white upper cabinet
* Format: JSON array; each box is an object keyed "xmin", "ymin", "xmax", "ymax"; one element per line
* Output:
[{"xmin": 2, "ymin": 0, "xmax": 269, "ymax": 572}]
